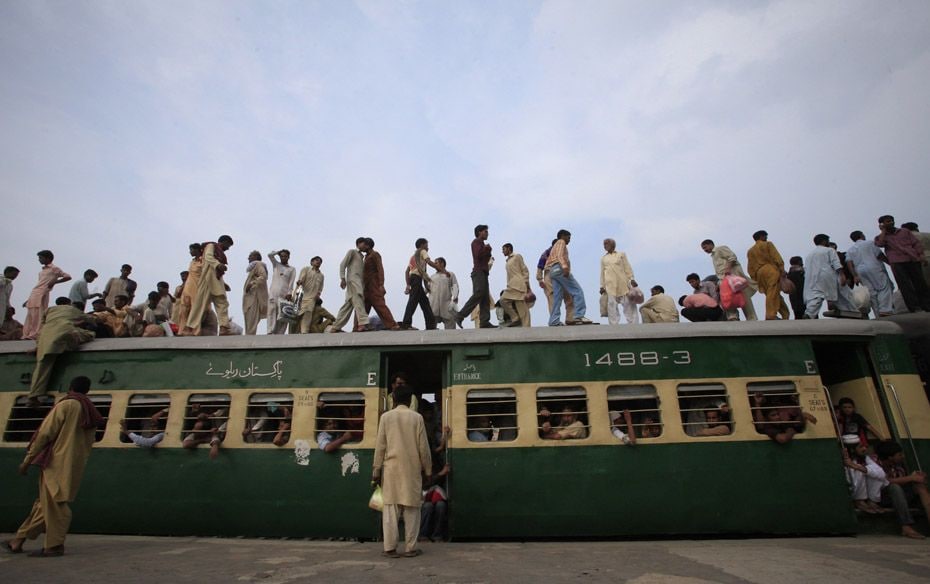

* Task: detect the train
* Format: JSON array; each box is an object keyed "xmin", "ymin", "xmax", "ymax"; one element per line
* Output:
[{"xmin": 2, "ymin": 315, "xmax": 928, "ymax": 539}]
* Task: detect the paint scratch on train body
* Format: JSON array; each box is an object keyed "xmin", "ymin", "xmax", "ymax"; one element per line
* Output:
[
  {"xmin": 294, "ymin": 440, "xmax": 310, "ymax": 466},
  {"xmin": 341, "ymin": 452, "xmax": 360, "ymax": 476}
]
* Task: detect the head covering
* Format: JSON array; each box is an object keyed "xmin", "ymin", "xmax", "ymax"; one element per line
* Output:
[
  {"xmin": 609, "ymin": 410, "xmax": 622, "ymax": 422},
  {"xmin": 842, "ymin": 434, "xmax": 861, "ymax": 445}
]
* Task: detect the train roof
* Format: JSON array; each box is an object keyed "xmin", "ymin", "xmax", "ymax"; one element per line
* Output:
[{"xmin": 1, "ymin": 314, "xmax": 926, "ymax": 354}]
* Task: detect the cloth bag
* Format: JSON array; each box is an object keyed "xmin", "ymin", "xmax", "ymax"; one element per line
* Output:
[
  {"xmin": 599, "ymin": 292, "xmax": 609, "ymax": 317},
  {"xmin": 779, "ymin": 274, "xmax": 796, "ymax": 295}
]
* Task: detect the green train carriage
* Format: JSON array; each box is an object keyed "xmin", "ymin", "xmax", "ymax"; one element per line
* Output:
[{"xmin": 1, "ymin": 317, "xmax": 928, "ymax": 539}]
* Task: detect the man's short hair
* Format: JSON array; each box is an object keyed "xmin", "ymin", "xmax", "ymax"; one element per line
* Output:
[
  {"xmin": 838, "ymin": 397, "xmax": 855, "ymax": 407},
  {"xmin": 365, "ymin": 238, "xmax": 375, "ymax": 248},
  {"xmin": 279, "ymin": 248, "xmax": 290, "ymax": 256},
  {"xmin": 789, "ymin": 256, "xmax": 803, "ymax": 266},
  {"xmin": 435, "ymin": 257, "xmax": 446, "ymax": 266},
  {"xmin": 92, "ymin": 299, "xmax": 106, "ymax": 307},
  {"xmin": 311, "ymin": 256, "xmax": 322, "ymax": 263},
  {"xmin": 3, "ymin": 266, "xmax": 19, "ymax": 276},
  {"xmin": 557, "ymin": 229, "xmax": 571, "ymax": 238},
  {"xmin": 752, "ymin": 230, "xmax": 767, "ymax": 241},
  {"xmin": 84, "ymin": 269, "xmax": 98, "ymax": 278},
  {"xmin": 878, "ymin": 215, "xmax": 894, "ymax": 224},
  {"xmin": 651, "ymin": 285, "xmax": 665, "ymax": 294},
  {"xmin": 503, "ymin": 242, "xmax": 513, "ymax": 251},
  {"xmin": 902, "ymin": 222, "xmax": 919, "ymax": 231},
  {"xmin": 69, "ymin": 376, "xmax": 92, "ymax": 394},
  {"xmin": 189, "ymin": 243, "xmax": 202, "ymax": 251},
  {"xmin": 701, "ymin": 239, "xmax": 714, "ymax": 247},
  {"xmin": 415, "ymin": 238, "xmax": 428, "ymax": 249},
  {"xmin": 121, "ymin": 264, "xmax": 132, "ymax": 271},
  {"xmin": 218, "ymin": 235, "xmax": 234, "ymax": 245},
  {"xmin": 686, "ymin": 273, "xmax": 700, "ymax": 281},
  {"xmin": 393, "ymin": 384, "xmax": 414, "ymax": 406},
  {"xmin": 474, "ymin": 224, "xmax": 488, "ymax": 237},
  {"xmin": 356, "ymin": 237, "xmax": 367, "ymax": 245},
  {"xmin": 849, "ymin": 230, "xmax": 865, "ymax": 241},
  {"xmin": 874, "ymin": 440, "xmax": 902, "ymax": 461},
  {"xmin": 813, "ymin": 234, "xmax": 830, "ymax": 246},
  {"xmin": 55, "ymin": 297, "xmax": 71, "ymax": 305},
  {"xmin": 180, "ymin": 271, "xmax": 189, "ymax": 278},
  {"xmin": 678, "ymin": 295, "xmax": 687, "ymax": 307},
  {"xmin": 147, "ymin": 291, "xmax": 160, "ymax": 302},
  {"xmin": 37, "ymin": 250, "xmax": 54, "ymax": 261},
  {"xmin": 115, "ymin": 294, "xmax": 129, "ymax": 301}
]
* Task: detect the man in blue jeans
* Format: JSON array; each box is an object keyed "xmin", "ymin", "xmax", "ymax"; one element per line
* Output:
[{"xmin": 545, "ymin": 229, "xmax": 591, "ymax": 326}]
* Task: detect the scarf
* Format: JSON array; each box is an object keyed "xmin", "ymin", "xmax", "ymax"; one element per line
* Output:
[
  {"xmin": 202, "ymin": 241, "xmax": 229, "ymax": 279},
  {"xmin": 29, "ymin": 392, "xmax": 104, "ymax": 469}
]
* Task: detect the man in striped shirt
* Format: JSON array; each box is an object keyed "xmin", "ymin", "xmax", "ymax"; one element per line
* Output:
[{"xmin": 545, "ymin": 229, "xmax": 591, "ymax": 326}]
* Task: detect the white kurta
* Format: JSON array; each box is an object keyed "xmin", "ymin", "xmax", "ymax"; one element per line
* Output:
[
  {"xmin": 600, "ymin": 251, "xmax": 635, "ymax": 297},
  {"xmin": 846, "ymin": 240, "xmax": 894, "ymax": 316},
  {"xmin": 804, "ymin": 246, "xmax": 842, "ymax": 302},
  {"xmin": 428, "ymin": 271, "xmax": 459, "ymax": 322},
  {"xmin": 373, "ymin": 405, "xmax": 432, "ymax": 507}
]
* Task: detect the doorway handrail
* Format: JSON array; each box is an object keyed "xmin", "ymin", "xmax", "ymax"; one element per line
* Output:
[
  {"xmin": 822, "ymin": 385, "xmax": 846, "ymax": 453},
  {"xmin": 885, "ymin": 382, "xmax": 923, "ymax": 473}
]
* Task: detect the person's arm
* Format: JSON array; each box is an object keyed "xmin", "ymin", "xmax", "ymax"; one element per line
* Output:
[
  {"xmin": 375, "ymin": 254, "xmax": 385, "ymax": 290},
  {"xmin": 20, "ymin": 402, "xmax": 70, "ymax": 474},
  {"xmin": 128, "ymin": 432, "xmax": 165, "ymax": 448},
  {"xmin": 372, "ymin": 420, "xmax": 387, "ymax": 484},
  {"xmin": 267, "ymin": 251, "xmax": 281, "ymax": 267},
  {"xmin": 321, "ymin": 432, "xmax": 351, "ymax": 453},
  {"xmin": 404, "ymin": 265, "xmax": 411, "ymax": 294},
  {"xmin": 623, "ymin": 409, "xmax": 636, "ymax": 445},
  {"xmin": 599, "ymin": 257, "xmax": 606, "ymax": 295}
]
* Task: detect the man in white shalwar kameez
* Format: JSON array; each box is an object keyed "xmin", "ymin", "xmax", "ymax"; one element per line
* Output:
[
  {"xmin": 846, "ymin": 231, "xmax": 894, "ymax": 318},
  {"xmin": 804, "ymin": 234, "xmax": 845, "ymax": 319},
  {"xmin": 428, "ymin": 258, "xmax": 459, "ymax": 330},
  {"xmin": 266, "ymin": 250, "xmax": 296, "ymax": 335},
  {"xmin": 600, "ymin": 238, "xmax": 639, "ymax": 325},
  {"xmin": 372, "ymin": 385, "xmax": 432, "ymax": 558}
]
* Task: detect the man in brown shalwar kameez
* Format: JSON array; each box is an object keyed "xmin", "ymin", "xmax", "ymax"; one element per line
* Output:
[
  {"xmin": 6, "ymin": 376, "xmax": 102, "ymax": 557},
  {"xmin": 372, "ymin": 384, "xmax": 432, "ymax": 558}
]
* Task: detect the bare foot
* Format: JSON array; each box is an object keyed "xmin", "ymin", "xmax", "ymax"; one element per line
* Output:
[{"xmin": 902, "ymin": 525, "xmax": 926, "ymax": 539}]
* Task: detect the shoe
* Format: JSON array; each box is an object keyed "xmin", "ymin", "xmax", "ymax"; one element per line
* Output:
[
  {"xmin": 218, "ymin": 326, "xmax": 234, "ymax": 336},
  {"xmin": 28, "ymin": 545, "xmax": 64, "ymax": 557},
  {"xmin": 354, "ymin": 324, "xmax": 373, "ymax": 332},
  {"xmin": 381, "ymin": 549, "xmax": 401, "ymax": 558},
  {"xmin": 480, "ymin": 323, "xmax": 498, "ymax": 329},
  {"xmin": 505, "ymin": 320, "xmax": 522, "ymax": 327},
  {"xmin": 402, "ymin": 549, "xmax": 422, "ymax": 558},
  {"xmin": 549, "ymin": 323, "xmax": 564, "ymax": 327},
  {"xmin": 573, "ymin": 317, "xmax": 594, "ymax": 325},
  {"xmin": 3, "ymin": 540, "xmax": 23, "ymax": 554}
]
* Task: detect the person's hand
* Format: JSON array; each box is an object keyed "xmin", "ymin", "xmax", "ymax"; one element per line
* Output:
[
  {"xmin": 563, "ymin": 266, "xmax": 571, "ymax": 276},
  {"xmin": 599, "ymin": 287, "xmax": 606, "ymax": 295},
  {"xmin": 18, "ymin": 462, "xmax": 29, "ymax": 476},
  {"xmin": 541, "ymin": 422, "xmax": 552, "ymax": 432},
  {"xmin": 372, "ymin": 471, "xmax": 381, "ymax": 486},
  {"xmin": 340, "ymin": 279, "xmax": 347, "ymax": 290},
  {"xmin": 630, "ymin": 279, "xmax": 638, "ymax": 288},
  {"xmin": 752, "ymin": 393, "xmax": 765, "ymax": 407},
  {"xmin": 539, "ymin": 408, "xmax": 551, "ymax": 418},
  {"xmin": 404, "ymin": 285, "xmax": 411, "ymax": 295}
]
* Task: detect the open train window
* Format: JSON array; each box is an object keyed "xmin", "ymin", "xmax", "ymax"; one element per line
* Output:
[
  {"xmin": 747, "ymin": 381, "xmax": 803, "ymax": 435},
  {"xmin": 120, "ymin": 394, "xmax": 170, "ymax": 444},
  {"xmin": 316, "ymin": 392, "xmax": 365, "ymax": 445},
  {"xmin": 536, "ymin": 387, "xmax": 588, "ymax": 440},
  {"xmin": 88, "ymin": 395, "xmax": 111, "ymax": 442},
  {"xmin": 678, "ymin": 383, "xmax": 731, "ymax": 437},
  {"xmin": 243, "ymin": 393, "xmax": 293, "ymax": 446},
  {"xmin": 3, "ymin": 397, "xmax": 54, "ymax": 443},
  {"xmin": 182, "ymin": 394, "xmax": 230, "ymax": 448},
  {"xmin": 607, "ymin": 385, "xmax": 662, "ymax": 439},
  {"xmin": 466, "ymin": 388, "xmax": 517, "ymax": 442}
]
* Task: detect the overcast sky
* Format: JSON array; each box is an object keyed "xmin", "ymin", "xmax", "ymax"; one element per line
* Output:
[{"xmin": 2, "ymin": 0, "xmax": 928, "ymax": 328}]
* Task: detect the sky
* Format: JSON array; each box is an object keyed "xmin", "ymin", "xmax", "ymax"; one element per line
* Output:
[{"xmin": 1, "ymin": 0, "xmax": 928, "ymax": 328}]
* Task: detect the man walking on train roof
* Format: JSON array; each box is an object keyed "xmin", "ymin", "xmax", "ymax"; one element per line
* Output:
[
  {"xmin": 362, "ymin": 238, "xmax": 400, "ymax": 331},
  {"xmin": 266, "ymin": 249, "xmax": 296, "ymax": 334},
  {"xmin": 746, "ymin": 230, "xmax": 790, "ymax": 320},
  {"xmin": 846, "ymin": 231, "xmax": 894, "ymax": 318},
  {"xmin": 701, "ymin": 239, "xmax": 757, "ymax": 321},
  {"xmin": 373, "ymin": 384, "xmax": 432, "ymax": 558},
  {"xmin": 537, "ymin": 240, "xmax": 574, "ymax": 322},
  {"xmin": 803, "ymin": 234, "xmax": 845, "ymax": 319},
  {"xmin": 294, "ymin": 256, "xmax": 324, "ymax": 334},
  {"xmin": 600, "ymin": 238, "xmax": 639, "ymax": 325},
  {"xmin": 330, "ymin": 238, "xmax": 371, "ymax": 333},
  {"xmin": 1, "ymin": 266, "xmax": 20, "ymax": 327},
  {"xmin": 500, "ymin": 243, "xmax": 531, "ymax": 327},
  {"xmin": 455, "ymin": 224, "xmax": 495, "ymax": 329},
  {"xmin": 185, "ymin": 235, "xmax": 234, "ymax": 336},
  {"xmin": 6, "ymin": 376, "xmax": 102, "ymax": 557},
  {"xmin": 242, "ymin": 251, "xmax": 269, "ymax": 335},
  {"xmin": 875, "ymin": 215, "xmax": 930, "ymax": 313},
  {"xmin": 402, "ymin": 238, "xmax": 443, "ymax": 330},
  {"xmin": 546, "ymin": 229, "xmax": 592, "ymax": 326}
]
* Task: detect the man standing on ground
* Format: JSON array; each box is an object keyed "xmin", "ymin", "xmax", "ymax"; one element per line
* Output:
[
  {"xmin": 746, "ymin": 230, "xmax": 790, "ymax": 320},
  {"xmin": 546, "ymin": 229, "xmax": 591, "ymax": 326},
  {"xmin": 362, "ymin": 239, "xmax": 400, "ymax": 331},
  {"xmin": 331, "ymin": 238, "xmax": 371, "ymax": 332},
  {"xmin": 701, "ymin": 239, "xmax": 757, "ymax": 321},
  {"xmin": 600, "ymin": 238, "xmax": 638, "ymax": 325},
  {"xmin": 242, "ymin": 251, "xmax": 269, "ymax": 335},
  {"xmin": 372, "ymin": 384, "xmax": 432, "ymax": 558},
  {"xmin": 455, "ymin": 225, "xmax": 494, "ymax": 329},
  {"xmin": 875, "ymin": 215, "xmax": 930, "ymax": 313},
  {"xmin": 266, "ymin": 250, "xmax": 296, "ymax": 334},
  {"xmin": 7, "ymin": 376, "xmax": 102, "ymax": 557}
]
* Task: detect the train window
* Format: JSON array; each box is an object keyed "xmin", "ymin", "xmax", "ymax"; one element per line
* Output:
[
  {"xmin": 465, "ymin": 388, "xmax": 518, "ymax": 442},
  {"xmin": 316, "ymin": 392, "xmax": 365, "ymax": 445},
  {"xmin": 2, "ymin": 395, "xmax": 110, "ymax": 443},
  {"xmin": 182, "ymin": 394, "xmax": 230, "ymax": 449},
  {"xmin": 607, "ymin": 385, "xmax": 662, "ymax": 439},
  {"xmin": 536, "ymin": 387, "xmax": 589, "ymax": 440},
  {"xmin": 747, "ymin": 381, "xmax": 806, "ymax": 436},
  {"xmin": 677, "ymin": 383, "xmax": 731, "ymax": 437},
  {"xmin": 3, "ymin": 397, "xmax": 54, "ymax": 443},
  {"xmin": 120, "ymin": 394, "xmax": 170, "ymax": 445},
  {"xmin": 243, "ymin": 393, "xmax": 293, "ymax": 446}
]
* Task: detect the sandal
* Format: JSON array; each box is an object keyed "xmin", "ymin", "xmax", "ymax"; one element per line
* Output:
[
  {"xmin": 381, "ymin": 549, "xmax": 400, "ymax": 558},
  {"xmin": 4, "ymin": 540, "xmax": 23, "ymax": 554},
  {"xmin": 28, "ymin": 545, "xmax": 64, "ymax": 557},
  {"xmin": 403, "ymin": 549, "xmax": 422, "ymax": 558}
]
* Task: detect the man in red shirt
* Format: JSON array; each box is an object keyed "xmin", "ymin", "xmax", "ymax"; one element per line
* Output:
[
  {"xmin": 455, "ymin": 224, "xmax": 495, "ymax": 328},
  {"xmin": 875, "ymin": 215, "xmax": 930, "ymax": 312}
]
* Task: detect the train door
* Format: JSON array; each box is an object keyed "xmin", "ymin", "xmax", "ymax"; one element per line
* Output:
[{"xmin": 812, "ymin": 341, "xmax": 895, "ymax": 443}]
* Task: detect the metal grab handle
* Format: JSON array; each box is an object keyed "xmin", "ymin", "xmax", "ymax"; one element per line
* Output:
[
  {"xmin": 822, "ymin": 386, "xmax": 847, "ymax": 453},
  {"xmin": 885, "ymin": 382, "xmax": 923, "ymax": 473}
]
